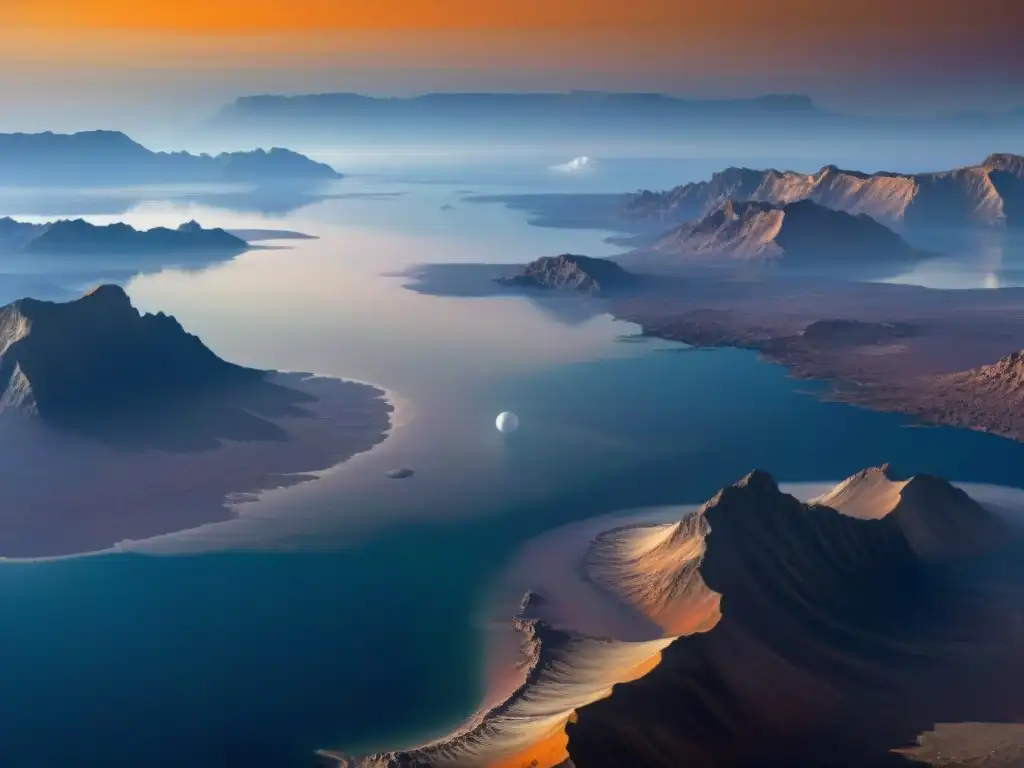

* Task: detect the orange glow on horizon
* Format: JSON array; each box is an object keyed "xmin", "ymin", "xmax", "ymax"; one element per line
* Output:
[{"xmin": 9, "ymin": 0, "xmax": 1017, "ymax": 34}]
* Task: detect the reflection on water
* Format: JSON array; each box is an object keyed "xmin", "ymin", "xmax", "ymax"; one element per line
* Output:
[
  {"xmin": 884, "ymin": 229, "xmax": 1024, "ymax": 289},
  {"xmin": 3, "ymin": 172, "xmax": 1024, "ymax": 765}
]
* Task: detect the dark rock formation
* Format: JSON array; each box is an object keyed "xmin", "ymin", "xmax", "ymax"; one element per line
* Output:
[
  {"xmin": 21, "ymin": 219, "xmax": 247, "ymax": 255},
  {"xmin": 0, "ymin": 284, "xmax": 261, "ymax": 430},
  {"xmin": 0, "ymin": 130, "xmax": 341, "ymax": 186},
  {"xmin": 566, "ymin": 468, "xmax": 1018, "ymax": 767},
  {"xmin": 499, "ymin": 254, "xmax": 639, "ymax": 295}
]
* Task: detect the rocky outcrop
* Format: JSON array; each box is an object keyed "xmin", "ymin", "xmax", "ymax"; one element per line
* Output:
[
  {"xmin": 625, "ymin": 153, "xmax": 1024, "ymax": 230},
  {"xmin": 637, "ymin": 199, "xmax": 921, "ymax": 265},
  {"xmin": 908, "ymin": 350, "xmax": 1024, "ymax": 439},
  {"xmin": 499, "ymin": 254, "xmax": 639, "ymax": 295},
  {"xmin": 0, "ymin": 284, "xmax": 260, "ymax": 427}
]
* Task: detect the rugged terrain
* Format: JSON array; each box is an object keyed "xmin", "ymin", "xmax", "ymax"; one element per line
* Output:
[
  {"xmin": 624, "ymin": 153, "xmax": 1024, "ymax": 230},
  {"xmin": 498, "ymin": 254, "xmax": 639, "ymax": 295},
  {"xmin": 331, "ymin": 468, "xmax": 1024, "ymax": 767},
  {"xmin": 625, "ymin": 198, "xmax": 922, "ymax": 267},
  {"xmin": 566, "ymin": 469, "xmax": 1023, "ymax": 767},
  {"xmin": 603, "ymin": 272, "xmax": 1024, "ymax": 442}
]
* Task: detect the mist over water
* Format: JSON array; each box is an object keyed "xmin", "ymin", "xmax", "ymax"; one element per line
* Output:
[{"xmin": 3, "ymin": 133, "xmax": 1024, "ymax": 765}]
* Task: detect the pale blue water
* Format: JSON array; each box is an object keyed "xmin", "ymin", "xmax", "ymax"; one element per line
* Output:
[{"xmin": 2, "ymin": 158, "xmax": 1024, "ymax": 766}]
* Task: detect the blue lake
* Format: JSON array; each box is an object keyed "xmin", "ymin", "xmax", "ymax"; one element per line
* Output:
[{"xmin": 2, "ymin": 164, "xmax": 1024, "ymax": 766}]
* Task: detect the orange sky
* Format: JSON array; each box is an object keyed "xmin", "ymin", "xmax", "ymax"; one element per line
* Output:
[
  {"xmin": 1, "ymin": 0, "xmax": 1022, "ymax": 133},
  {"xmin": 7, "ymin": 0, "xmax": 1021, "ymax": 77}
]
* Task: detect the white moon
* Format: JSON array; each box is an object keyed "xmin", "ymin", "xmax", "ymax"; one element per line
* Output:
[{"xmin": 495, "ymin": 412, "xmax": 520, "ymax": 434}]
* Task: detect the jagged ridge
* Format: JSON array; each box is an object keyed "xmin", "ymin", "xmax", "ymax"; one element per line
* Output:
[
  {"xmin": 642, "ymin": 198, "xmax": 921, "ymax": 264},
  {"xmin": 625, "ymin": 153, "xmax": 1024, "ymax": 230}
]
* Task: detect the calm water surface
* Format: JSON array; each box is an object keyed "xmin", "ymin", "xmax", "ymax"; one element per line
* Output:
[{"xmin": 3, "ymin": 167, "xmax": 1024, "ymax": 766}]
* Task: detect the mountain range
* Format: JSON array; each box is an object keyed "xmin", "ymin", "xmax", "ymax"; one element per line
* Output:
[
  {"xmin": 0, "ymin": 130, "xmax": 341, "ymax": 186},
  {"xmin": 339, "ymin": 465, "xmax": 1020, "ymax": 767},
  {"xmin": 565, "ymin": 467, "xmax": 1016, "ymax": 767},
  {"xmin": 624, "ymin": 153, "xmax": 1024, "ymax": 231},
  {"xmin": 203, "ymin": 91, "xmax": 843, "ymax": 146},
  {"xmin": 634, "ymin": 198, "xmax": 925, "ymax": 266},
  {"xmin": 0, "ymin": 218, "xmax": 248, "ymax": 256}
]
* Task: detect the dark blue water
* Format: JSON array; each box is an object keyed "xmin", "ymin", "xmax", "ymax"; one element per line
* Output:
[{"xmin": 3, "ymin": 346, "xmax": 1024, "ymax": 767}]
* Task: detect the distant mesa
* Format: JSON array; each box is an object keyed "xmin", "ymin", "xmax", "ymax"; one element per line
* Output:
[
  {"xmin": 5, "ymin": 218, "xmax": 250, "ymax": 256},
  {"xmin": 0, "ymin": 130, "xmax": 341, "ymax": 186},
  {"xmin": 0, "ymin": 285, "xmax": 392, "ymax": 558},
  {"xmin": 624, "ymin": 153, "xmax": 1024, "ymax": 230},
  {"xmin": 627, "ymin": 198, "xmax": 924, "ymax": 267},
  {"xmin": 207, "ymin": 91, "xmax": 824, "ymax": 143},
  {"xmin": 499, "ymin": 253, "xmax": 639, "ymax": 295}
]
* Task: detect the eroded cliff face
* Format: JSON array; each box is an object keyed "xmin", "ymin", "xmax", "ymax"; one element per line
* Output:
[{"xmin": 625, "ymin": 153, "xmax": 1024, "ymax": 230}]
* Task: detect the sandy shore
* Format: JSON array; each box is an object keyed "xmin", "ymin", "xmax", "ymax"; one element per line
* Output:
[{"xmin": 0, "ymin": 371, "xmax": 393, "ymax": 560}]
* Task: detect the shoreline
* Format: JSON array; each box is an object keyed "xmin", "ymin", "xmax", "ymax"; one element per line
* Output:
[
  {"xmin": 0, "ymin": 370, "xmax": 398, "ymax": 562},
  {"xmin": 603, "ymin": 277, "xmax": 1024, "ymax": 443}
]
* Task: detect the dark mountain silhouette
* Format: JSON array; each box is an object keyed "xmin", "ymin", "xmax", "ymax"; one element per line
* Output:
[
  {"xmin": 0, "ymin": 131, "xmax": 341, "ymax": 186},
  {"xmin": 624, "ymin": 153, "xmax": 1024, "ymax": 231},
  {"xmin": 630, "ymin": 199, "xmax": 923, "ymax": 266},
  {"xmin": 0, "ymin": 284, "xmax": 261, "ymax": 431},
  {"xmin": 498, "ymin": 254, "xmax": 639, "ymax": 295},
  {"xmin": 18, "ymin": 219, "xmax": 248, "ymax": 255}
]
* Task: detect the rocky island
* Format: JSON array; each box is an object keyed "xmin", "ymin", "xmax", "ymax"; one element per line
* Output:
[
  {"xmin": 498, "ymin": 254, "xmax": 639, "ymax": 295},
  {"xmin": 0, "ymin": 130, "xmax": 341, "ymax": 186},
  {"xmin": 0, "ymin": 285, "xmax": 392, "ymax": 558},
  {"xmin": 331, "ymin": 467, "xmax": 1024, "ymax": 767},
  {"xmin": 1, "ymin": 218, "xmax": 249, "ymax": 256}
]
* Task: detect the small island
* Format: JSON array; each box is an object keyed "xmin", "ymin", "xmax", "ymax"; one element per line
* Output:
[
  {"xmin": 0, "ymin": 285, "xmax": 392, "ymax": 559},
  {"xmin": 0, "ymin": 130, "xmax": 341, "ymax": 187},
  {"xmin": 2, "ymin": 218, "xmax": 250, "ymax": 256},
  {"xmin": 498, "ymin": 254, "xmax": 640, "ymax": 295}
]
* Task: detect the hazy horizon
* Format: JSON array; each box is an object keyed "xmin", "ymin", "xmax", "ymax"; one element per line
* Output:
[{"xmin": 3, "ymin": 0, "xmax": 1023, "ymax": 142}]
